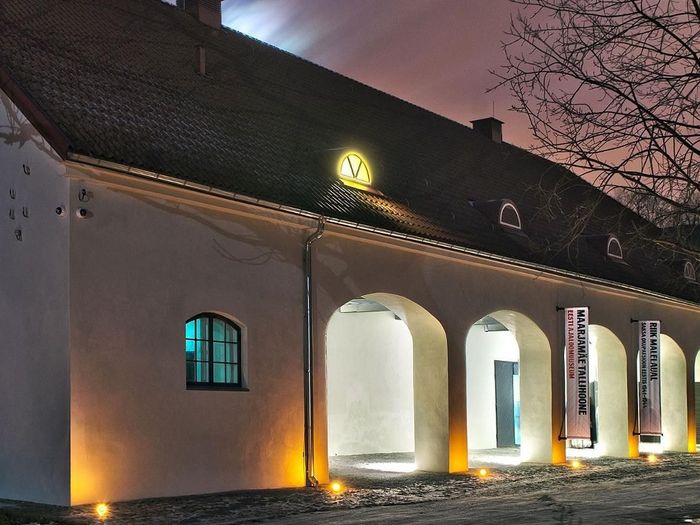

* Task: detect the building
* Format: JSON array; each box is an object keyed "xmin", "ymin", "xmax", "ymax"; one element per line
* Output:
[{"xmin": 1, "ymin": 0, "xmax": 699, "ymax": 507}]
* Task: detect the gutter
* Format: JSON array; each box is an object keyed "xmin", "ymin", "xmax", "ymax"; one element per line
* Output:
[
  {"xmin": 303, "ymin": 217, "xmax": 325, "ymax": 487},
  {"xmin": 66, "ymin": 152, "xmax": 700, "ymax": 311}
]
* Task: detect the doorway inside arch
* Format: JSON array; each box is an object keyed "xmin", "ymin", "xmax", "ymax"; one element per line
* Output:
[{"xmin": 466, "ymin": 312, "xmax": 551, "ymax": 467}]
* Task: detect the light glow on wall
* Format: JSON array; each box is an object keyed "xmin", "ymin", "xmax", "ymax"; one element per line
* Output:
[
  {"xmin": 338, "ymin": 152, "xmax": 371, "ymax": 187},
  {"xmin": 639, "ymin": 440, "xmax": 663, "ymax": 455}
]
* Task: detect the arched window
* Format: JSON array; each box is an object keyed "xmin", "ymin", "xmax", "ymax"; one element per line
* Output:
[
  {"xmin": 684, "ymin": 261, "xmax": 696, "ymax": 281},
  {"xmin": 606, "ymin": 235, "xmax": 623, "ymax": 260},
  {"xmin": 499, "ymin": 202, "xmax": 522, "ymax": 230},
  {"xmin": 185, "ymin": 313, "xmax": 242, "ymax": 388},
  {"xmin": 338, "ymin": 152, "xmax": 371, "ymax": 185}
]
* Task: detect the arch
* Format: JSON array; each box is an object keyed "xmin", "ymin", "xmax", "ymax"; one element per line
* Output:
[
  {"xmin": 499, "ymin": 201, "xmax": 522, "ymax": 230},
  {"xmin": 588, "ymin": 325, "xmax": 628, "ymax": 457},
  {"xmin": 325, "ymin": 292, "xmax": 449, "ymax": 473},
  {"xmin": 465, "ymin": 310, "xmax": 551, "ymax": 463},
  {"xmin": 660, "ymin": 334, "xmax": 687, "ymax": 452}
]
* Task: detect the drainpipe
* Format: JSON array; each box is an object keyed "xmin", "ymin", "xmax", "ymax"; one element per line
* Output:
[{"xmin": 303, "ymin": 217, "xmax": 325, "ymax": 487}]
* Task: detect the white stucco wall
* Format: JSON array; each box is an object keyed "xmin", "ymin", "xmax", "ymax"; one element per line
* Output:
[
  {"xmin": 466, "ymin": 327, "xmax": 519, "ymax": 450},
  {"xmin": 326, "ymin": 309, "xmax": 414, "ymax": 456},
  {"xmin": 68, "ymin": 171, "xmax": 310, "ymax": 504},
  {"xmin": 0, "ymin": 90, "xmax": 70, "ymax": 505}
]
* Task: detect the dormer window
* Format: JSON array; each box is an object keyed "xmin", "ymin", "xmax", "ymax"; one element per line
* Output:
[
  {"xmin": 499, "ymin": 201, "xmax": 522, "ymax": 230},
  {"xmin": 606, "ymin": 235, "xmax": 623, "ymax": 260},
  {"xmin": 338, "ymin": 152, "xmax": 371, "ymax": 187},
  {"xmin": 683, "ymin": 261, "xmax": 696, "ymax": 281}
]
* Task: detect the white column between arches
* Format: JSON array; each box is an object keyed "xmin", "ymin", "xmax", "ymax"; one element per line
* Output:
[{"xmin": 660, "ymin": 334, "xmax": 688, "ymax": 452}]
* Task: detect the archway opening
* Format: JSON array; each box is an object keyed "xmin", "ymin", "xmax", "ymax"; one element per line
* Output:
[
  {"xmin": 637, "ymin": 334, "xmax": 687, "ymax": 453},
  {"xmin": 566, "ymin": 326, "xmax": 628, "ymax": 458},
  {"xmin": 325, "ymin": 293, "xmax": 449, "ymax": 478},
  {"xmin": 466, "ymin": 311, "xmax": 551, "ymax": 466}
]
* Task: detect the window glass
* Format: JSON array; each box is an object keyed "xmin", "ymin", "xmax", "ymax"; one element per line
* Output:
[
  {"xmin": 339, "ymin": 153, "xmax": 371, "ymax": 184},
  {"xmin": 185, "ymin": 314, "xmax": 242, "ymax": 388},
  {"xmin": 213, "ymin": 318, "xmax": 226, "ymax": 342}
]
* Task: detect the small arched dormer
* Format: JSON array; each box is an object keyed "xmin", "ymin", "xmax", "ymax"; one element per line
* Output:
[
  {"xmin": 606, "ymin": 235, "xmax": 623, "ymax": 260},
  {"xmin": 499, "ymin": 201, "xmax": 522, "ymax": 230},
  {"xmin": 338, "ymin": 152, "xmax": 371, "ymax": 186},
  {"xmin": 683, "ymin": 260, "xmax": 696, "ymax": 281}
]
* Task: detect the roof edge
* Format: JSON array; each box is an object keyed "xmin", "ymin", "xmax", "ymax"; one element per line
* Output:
[
  {"xmin": 0, "ymin": 64, "xmax": 71, "ymax": 159},
  {"xmin": 67, "ymin": 152, "xmax": 700, "ymax": 311}
]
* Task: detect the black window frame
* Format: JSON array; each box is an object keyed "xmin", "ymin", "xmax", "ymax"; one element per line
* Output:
[
  {"xmin": 684, "ymin": 260, "xmax": 696, "ymax": 281},
  {"xmin": 499, "ymin": 202, "xmax": 522, "ymax": 230},
  {"xmin": 185, "ymin": 313, "xmax": 246, "ymax": 391},
  {"xmin": 606, "ymin": 236, "xmax": 623, "ymax": 260}
]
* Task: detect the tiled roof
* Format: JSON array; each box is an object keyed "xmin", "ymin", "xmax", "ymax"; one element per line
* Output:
[{"xmin": 1, "ymin": 0, "xmax": 698, "ymax": 302}]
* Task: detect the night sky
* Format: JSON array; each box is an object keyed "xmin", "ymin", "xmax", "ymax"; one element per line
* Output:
[{"xmin": 166, "ymin": 0, "xmax": 532, "ymax": 147}]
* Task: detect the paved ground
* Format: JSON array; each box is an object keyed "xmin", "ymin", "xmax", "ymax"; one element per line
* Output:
[{"xmin": 2, "ymin": 451, "xmax": 700, "ymax": 524}]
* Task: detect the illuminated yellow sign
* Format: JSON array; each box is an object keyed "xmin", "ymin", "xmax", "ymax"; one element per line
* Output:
[{"xmin": 338, "ymin": 152, "xmax": 371, "ymax": 187}]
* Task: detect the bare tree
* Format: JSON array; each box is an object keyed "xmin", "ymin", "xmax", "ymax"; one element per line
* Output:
[{"xmin": 495, "ymin": 0, "xmax": 700, "ymax": 247}]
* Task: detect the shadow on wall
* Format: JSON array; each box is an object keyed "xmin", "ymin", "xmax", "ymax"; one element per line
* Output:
[
  {"xmin": 112, "ymin": 189, "xmax": 305, "ymax": 271},
  {"xmin": 0, "ymin": 92, "xmax": 61, "ymax": 161}
]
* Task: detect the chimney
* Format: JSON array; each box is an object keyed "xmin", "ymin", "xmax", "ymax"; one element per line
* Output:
[
  {"xmin": 177, "ymin": 0, "xmax": 222, "ymax": 29},
  {"xmin": 471, "ymin": 117, "xmax": 503, "ymax": 143}
]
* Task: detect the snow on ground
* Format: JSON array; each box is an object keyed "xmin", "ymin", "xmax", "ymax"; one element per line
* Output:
[{"xmin": 2, "ymin": 450, "xmax": 700, "ymax": 524}]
